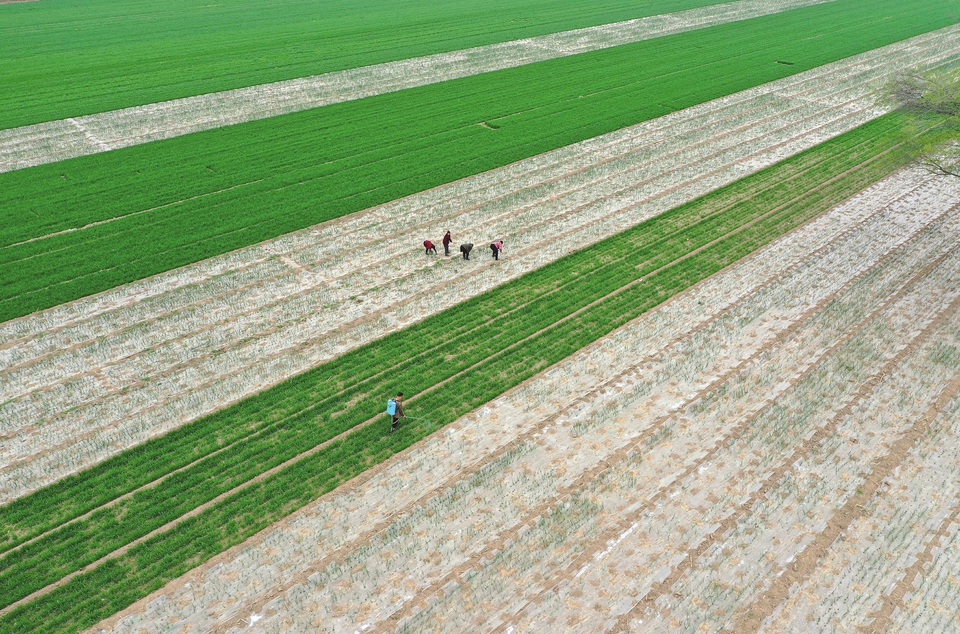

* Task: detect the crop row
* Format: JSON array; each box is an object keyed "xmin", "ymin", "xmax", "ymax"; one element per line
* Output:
[
  {"xmin": 0, "ymin": 114, "xmax": 922, "ymax": 633},
  {"xmin": 121, "ymin": 166, "xmax": 960, "ymax": 633},
  {"xmin": 0, "ymin": 0, "xmax": 734, "ymax": 130},
  {"xmin": 0, "ymin": 112, "xmax": 906, "ymax": 551},
  {"xmin": 0, "ymin": 79, "xmax": 904, "ymax": 493},
  {"xmin": 1, "ymin": 0, "xmax": 954, "ymax": 322},
  {"xmin": 222, "ymin": 185, "xmax": 960, "ymax": 633},
  {"xmin": 5, "ymin": 24, "xmax": 958, "ymax": 501}
]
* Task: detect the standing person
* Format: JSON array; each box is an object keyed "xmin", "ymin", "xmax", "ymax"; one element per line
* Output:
[
  {"xmin": 423, "ymin": 239, "xmax": 437, "ymax": 255},
  {"xmin": 442, "ymin": 231, "xmax": 452, "ymax": 256},
  {"xmin": 388, "ymin": 392, "xmax": 405, "ymax": 434},
  {"xmin": 490, "ymin": 239, "xmax": 504, "ymax": 261},
  {"xmin": 460, "ymin": 243, "xmax": 474, "ymax": 260}
]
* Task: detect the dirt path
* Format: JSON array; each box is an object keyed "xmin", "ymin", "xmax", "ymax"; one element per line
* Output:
[
  {"xmin": 0, "ymin": 0, "xmax": 832, "ymax": 174},
  {"xmin": 91, "ymin": 169, "xmax": 960, "ymax": 633},
  {"xmin": 3, "ymin": 31, "xmax": 960, "ymax": 503}
]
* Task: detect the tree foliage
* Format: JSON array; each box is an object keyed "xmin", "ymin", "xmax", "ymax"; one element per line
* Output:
[{"xmin": 885, "ymin": 68, "xmax": 960, "ymax": 177}]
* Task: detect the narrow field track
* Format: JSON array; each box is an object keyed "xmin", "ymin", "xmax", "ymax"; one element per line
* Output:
[
  {"xmin": 91, "ymin": 168, "xmax": 960, "ymax": 633},
  {"xmin": 3, "ymin": 26, "xmax": 958, "ymax": 503},
  {"xmin": 0, "ymin": 0, "xmax": 829, "ymax": 174}
]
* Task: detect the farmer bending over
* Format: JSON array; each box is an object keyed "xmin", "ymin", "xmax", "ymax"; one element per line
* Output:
[
  {"xmin": 460, "ymin": 243, "xmax": 474, "ymax": 260},
  {"xmin": 424, "ymin": 239, "xmax": 437, "ymax": 255},
  {"xmin": 490, "ymin": 240, "xmax": 504, "ymax": 261}
]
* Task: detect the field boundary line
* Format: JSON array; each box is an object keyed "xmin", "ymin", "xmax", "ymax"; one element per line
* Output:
[
  {"xmin": 0, "ymin": 122, "xmax": 939, "ymax": 625},
  {"xmin": 0, "ymin": 100, "xmax": 896, "ymax": 507},
  {"xmin": 3, "ymin": 16, "xmax": 950, "ymax": 350},
  {"xmin": 6, "ymin": 164, "xmax": 929, "ymax": 580},
  {"xmin": 3, "ymin": 166, "xmax": 860, "ymax": 591},
  {"xmin": 91, "ymin": 165, "xmax": 938, "ymax": 633},
  {"xmin": 3, "ymin": 28, "xmax": 953, "ymax": 361},
  {"xmin": 0, "ymin": 87, "xmax": 860, "ymax": 379}
]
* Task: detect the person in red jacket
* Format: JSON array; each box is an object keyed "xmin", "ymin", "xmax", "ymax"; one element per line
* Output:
[
  {"xmin": 423, "ymin": 239, "xmax": 437, "ymax": 255},
  {"xmin": 442, "ymin": 231, "xmax": 452, "ymax": 256}
]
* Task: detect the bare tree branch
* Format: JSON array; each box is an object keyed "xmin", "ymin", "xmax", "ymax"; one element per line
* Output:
[{"xmin": 885, "ymin": 69, "xmax": 960, "ymax": 178}]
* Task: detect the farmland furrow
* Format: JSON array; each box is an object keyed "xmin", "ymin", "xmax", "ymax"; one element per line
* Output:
[
  {"xmin": 0, "ymin": 117, "xmax": 916, "ymax": 622},
  {"xmin": 4, "ymin": 33, "xmax": 959, "ymax": 502},
  {"xmin": 759, "ymin": 397, "xmax": 960, "ymax": 632},
  {"xmin": 92, "ymin": 170, "xmax": 960, "ymax": 633},
  {"xmin": 564, "ymin": 288, "xmax": 960, "ymax": 634},
  {"xmin": 886, "ymin": 480, "xmax": 960, "ymax": 631},
  {"xmin": 3, "ymin": 0, "xmax": 956, "ymax": 324},
  {"xmin": 393, "ymin": 220, "xmax": 960, "ymax": 634},
  {"xmin": 724, "ymin": 355, "xmax": 960, "ymax": 634},
  {"xmin": 617, "ymin": 295, "xmax": 960, "ymax": 633},
  {"xmin": 0, "ymin": 0, "xmax": 831, "ymax": 174},
  {"xmin": 0, "ymin": 99, "xmax": 900, "ymax": 498},
  {"xmin": 0, "ymin": 103, "xmax": 923, "ymax": 632}
]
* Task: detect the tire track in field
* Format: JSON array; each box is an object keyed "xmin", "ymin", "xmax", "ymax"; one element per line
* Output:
[
  {"xmin": 0, "ymin": 90, "xmax": 908, "ymax": 470},
  {"xmin": 0, "ymin": 0, "xmax": 833, "ymax": 174},
  {"xmin": 732, "ymin": 368, "xmax": 960, "ymax": 633},
  {"xmin": 159, "ymin": 184, "xmax": 960, "ymax": 634},
  {"xmin": 405, "ymin": 229, "xmax": 960, "ymax": 634},
  {"xmin": 88, "ymin": 162, "xmax": 952, "ymax": 628}
]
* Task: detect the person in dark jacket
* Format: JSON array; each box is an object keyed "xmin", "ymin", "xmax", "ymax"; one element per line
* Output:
[
  {"xmin": 442, "ymin": 231, "xmax": 453, "ymax": 256},
  {"xmin": 460, "ymin": 243, "xmax": 474, "ymax": 260},
  {"xmin": 390, "ymin": 392, "xmax": 405, "ymax": 434},
  {"xmin": 490, "ymin": 240, "xmax": 504, "ymax": 261},
  {"xmin": 424, "ymin": 240, "xmax": 437, "ymax": 255}
]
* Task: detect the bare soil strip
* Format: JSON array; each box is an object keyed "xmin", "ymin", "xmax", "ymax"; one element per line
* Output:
[
  {"xmin": 91, "ymin": 170, "xmax": 960, "ymax": 633},
  {"xmin": 0, "ymin": 0, "xmax": 831, "ymax": 174},
  {"xmin": 4, "ymin": 33, "xmax": 959, "ymax": 503},
  {"xmin": 390, "ymin": 242, "xmax": 960, "ymax": 634}
]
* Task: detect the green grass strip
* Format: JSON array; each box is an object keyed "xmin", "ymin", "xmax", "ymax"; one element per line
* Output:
[
  {"xmin": 0, "ymin": 113, "xmax": 920, "ymax": 633},
  {"xmin": 0, "ymin": 0, "xmax": 730, "ymax": 129},
  {"xmin": 1, "ymin": 0, "xmax": 955, "ymax": 323}
]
